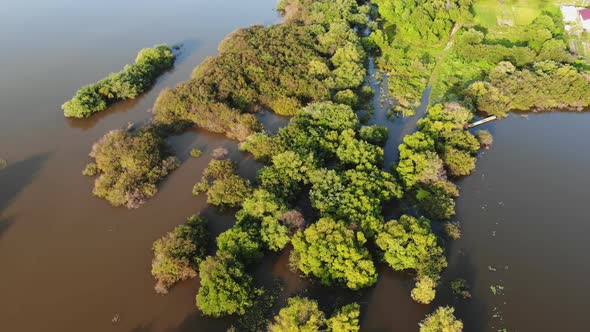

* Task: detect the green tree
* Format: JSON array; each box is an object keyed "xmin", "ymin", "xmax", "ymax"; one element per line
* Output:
[
  {"xmin": 376, "ymin": 215, "xmax": 447, "ymax": 279},
  {"xmin": 419, "ymin": 306, "xmax": 463, "ymax": 332},
  {"xmin": 193, "ymin": 159, "xmax": 252, "ymax": 208},
  {"xmin": 411, "ymin": 275, "xmax": 437, "ymax": 304},
  {"xmin": 196, "ymin": 255, "xmax": 260, "ymax": 317},
  {"xmin": 268, "ymin": 297, "xmax": 326, "ymax": 332},
  {"xmin": 291, "ymin": 218, "xmax": 377, "ymax": 290},
  {"xmin": 89, "ymin": 128, "xmax": 179, "ymax": 209},
  {"xmin": 327, "ymin": 303, "xmax": 360, "ymax": 332},
  {"xmin": 151, "ymin": 215, "xmax": 208, "ymax": 294},
  {"xmin": 216, "ymin": 226, "xmax": 262, "ymax": 264}
]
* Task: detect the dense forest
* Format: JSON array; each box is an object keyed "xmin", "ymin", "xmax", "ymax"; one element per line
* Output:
[{"xmin": 73, "ymin": 0, "xmax": 590, "ymax": 330}]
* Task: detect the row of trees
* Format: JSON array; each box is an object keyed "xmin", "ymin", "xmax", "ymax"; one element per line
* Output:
[
  {"xmin": 396, "ymin": 102, "xmax": 487, "ymax": 220},
  {"xmin": 63, "ymin": 45, "xmax": 175, "ymax": 118}
]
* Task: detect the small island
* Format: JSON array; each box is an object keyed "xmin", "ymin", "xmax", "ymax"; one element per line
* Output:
[{"xmin": 62, "ymin": 44, "xmax": 175, "ymax": 118}]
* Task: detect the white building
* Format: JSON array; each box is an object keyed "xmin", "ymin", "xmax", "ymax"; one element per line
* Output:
[{"xmin": 581, "ymin": 8, "xmax": 590, "ymax": 31}]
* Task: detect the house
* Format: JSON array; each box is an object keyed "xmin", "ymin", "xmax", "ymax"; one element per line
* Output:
[
  {"xmin": 561, "ymin": 5, "xmax": 579, "ymax": 23},
  {"xmin": 581, "ymin": 8, "xmax": 590, "ymax": 31}
]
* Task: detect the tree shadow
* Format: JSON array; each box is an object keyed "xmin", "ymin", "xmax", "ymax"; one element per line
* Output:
[
  {"xmin": 172, "ymin": 39, "xmax": 201, "ymax": 67},
  {"xmin": 0, "ymin": 215, "xmax": 15, "ymax": 239},
  {"xmin": 0, "ymin": 152, "xmax": 51, "ymax": 213},
  {"xmin": 437, "ymin": 252, "xmax": 490, "ymax": 332}
]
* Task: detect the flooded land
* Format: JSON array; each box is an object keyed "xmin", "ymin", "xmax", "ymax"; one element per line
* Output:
[{"xmin": 0, "ymin": 0, "xmax": 589, "ymax": 331}]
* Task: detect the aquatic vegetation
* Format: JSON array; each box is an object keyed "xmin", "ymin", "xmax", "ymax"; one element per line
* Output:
[
  {"xmin": 451, "ymin": 278, "xmax": 471, "ymax": 299},
  {"xmin": 63, "ymin": 45, "xmax": 174, "ymax": 118},
  {"xmin": 476, "ymin": 130, "xmax": 494, "ymax": 149},
  {"xmin": 189, "ymin": 148, "xmax": 202, "ymax": 158},
  {"xmin": 444, "ymin": 221, "xmax": 462, "ymax": 240},
  {"xmin": 151, "ymin": 215, "xmax": 208, "ymax": 294},
  {"xmin": 0, "ymin": 158, "xmax": 7, "ymax": 170}
]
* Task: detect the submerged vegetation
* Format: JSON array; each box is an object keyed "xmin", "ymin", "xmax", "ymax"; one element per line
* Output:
[
  {"xmin": 84, "ymin": 127, "xmax": 178, "ymax": 209},
  {"xmin": 151, "ymin": 215, "xmax": 208, "ymax": 294},
  {"xmin": 63, "ymin": 45, "xmax": 174, "ymax": 118}
]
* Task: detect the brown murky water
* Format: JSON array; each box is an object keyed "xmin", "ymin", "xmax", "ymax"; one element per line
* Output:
[{"xmin": 1, "ymin": 1, "xmax": 589, "ymax": 331}]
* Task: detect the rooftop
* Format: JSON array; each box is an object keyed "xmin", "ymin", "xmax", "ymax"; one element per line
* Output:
[{"xmin": 580, "ymin": 8, "xmax": 590, "ymax": 21}]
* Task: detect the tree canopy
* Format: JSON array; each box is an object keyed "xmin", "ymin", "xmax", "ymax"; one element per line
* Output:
[{"xmin": 151, "ymin": 215, "xmax": 208, "ymax": 294}]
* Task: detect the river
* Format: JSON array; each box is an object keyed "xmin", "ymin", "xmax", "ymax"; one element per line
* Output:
[{"xmin": 1, "ymin": 1, "xmax": 589, "ymax": 331}]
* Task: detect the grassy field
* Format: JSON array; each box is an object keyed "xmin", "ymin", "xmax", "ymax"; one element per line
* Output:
[{"xmin": 473, "ymin": 0, "xmax": 556, "ymax": 28}]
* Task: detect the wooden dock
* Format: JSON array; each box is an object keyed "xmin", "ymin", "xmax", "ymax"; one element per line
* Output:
[{"xmin": 465, "ymin": 116, "xmax": 497, "ymax": 129}]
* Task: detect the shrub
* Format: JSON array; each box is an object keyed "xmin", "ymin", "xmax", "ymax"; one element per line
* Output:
[
  {"xmin": 151, "ymin": 215, "xmax": 208, "ymax": 294},
  {"xmin": 451, "ymin": 279, "xmax": 471, "ymax": 299},
  {"xmin": 63, "ymin": 45, "xmax": 174, "ymax": 118},
  {"xmin": 476, "ymin": 130, "xmax": 493, "ymax": 149},
  {"xmin": 190, "ymin": 148, "xmax": 203, "ymax": 158},
  {"xmin": 82, "ymin": 162, "xmax": 98, "ymax": 176},
  {"xmin": 444, "ymin": 221, "xmax": 462, "ymax": 240}
]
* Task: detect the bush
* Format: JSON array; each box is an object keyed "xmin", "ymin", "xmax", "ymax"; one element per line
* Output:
[
  {"xmin": 190, "ymin": 148, "xmax": 203, "ymax": 158},
  {"xmin": 451, "ymin": 278, "xmax": 471, "ymax": 299},
  {"xmin": 444, "ymin": 221, "xmax": 462, "ymax": 240},
  {"xmin": 419, "ymin": 306, "xmax": 463, "ymax": 332},
  {"xmin": 88, "ymin": 128, "xmax": 179, "ymax": 208},
  {"xmin": 82, "ymin": 162, "xmax": 98, "ymax": 176},
  {"xmin": 476, "ymin": 130, "xmax": 493, "ymax": 149},
  {"xmin": 151, "ymin": 215, "xmax": 208, "ymax": 294},
  {"xmin": 63, "ymin": 45, "xmax": 174, "ymax": 118}
]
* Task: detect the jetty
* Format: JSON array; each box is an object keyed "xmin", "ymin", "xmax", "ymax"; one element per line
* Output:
[{"xmin": 465, "ymin": 116, "xmax": 497, "ymax": 129}]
